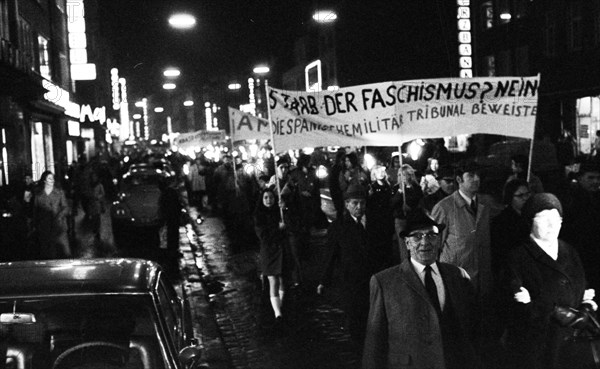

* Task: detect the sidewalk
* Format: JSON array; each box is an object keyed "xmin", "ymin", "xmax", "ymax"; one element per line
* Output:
[{"xmin": 185, "ymin": 208, "xmax": 361, "ymax": 369}]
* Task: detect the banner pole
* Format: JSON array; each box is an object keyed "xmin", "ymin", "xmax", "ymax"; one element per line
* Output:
[
  {"xmin": 397, "ymin": 145, "xmax": 407, "ymax": 208},
  {"xmin": 265, "ymin": 81, "xmax": 285, "ymax": 222},
  {"xmin": 526, "ymin": 118, "xmax": 537, "ymax": 183},
  {"xmin": 229, "ymin": 112, "xmax": 240, "ymax": 196}
]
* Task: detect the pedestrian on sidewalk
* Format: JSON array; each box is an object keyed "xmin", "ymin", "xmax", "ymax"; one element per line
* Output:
[
  {"xmin": 254, "ymin": 188, "xmax": 288, "ymax": 323},
  {"xmin": 85, "ymin": 170, "xmax": 106, "ymax": 240},
  {"xmin": 32, "ymin": 171, "xmax": 71, "ymax": 258}
]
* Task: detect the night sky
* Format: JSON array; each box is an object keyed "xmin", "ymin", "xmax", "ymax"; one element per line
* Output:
[{"xmin": 98, "ymin": 0, "xmax": 457, "ymax": 99}]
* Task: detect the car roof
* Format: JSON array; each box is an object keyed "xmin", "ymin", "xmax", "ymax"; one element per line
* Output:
[
  {"xmin": 0, "ymin": 259, "xmax": 161, "ymax": 297},
  {"xmin": 123, "ymin": 168, "xmax": 168, "ymax": 178}
]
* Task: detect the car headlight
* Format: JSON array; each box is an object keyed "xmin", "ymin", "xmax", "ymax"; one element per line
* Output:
[{"xmin": 1, "ymin": 212, "xmax": 12, "ymax": 218}]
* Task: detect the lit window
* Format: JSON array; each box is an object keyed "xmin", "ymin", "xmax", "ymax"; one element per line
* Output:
[{"xmin": 38, "ymin": 35, "xmax": 51, "ymax": 79}]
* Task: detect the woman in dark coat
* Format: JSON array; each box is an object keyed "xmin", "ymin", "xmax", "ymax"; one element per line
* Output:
[
  {"xmin": 490, "ymin": 179, "xmax": 531, "ymax": 277},
  {"xmin": 503, "ymin": 193, "xmax": 596, "ymax": 369},
  {"xmin": 33, "ymin": 171, "xmax": 70, "ymax": 258},
  {"xmin": 366, "ymin": 164, "xmax": 394, "ymax": 271},
  {"xmin": 254, "ymin": 188, "xmax": 287, "ymax": 321}
]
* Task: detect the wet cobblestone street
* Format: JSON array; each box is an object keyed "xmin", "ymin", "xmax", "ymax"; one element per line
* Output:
[{"xmin": 194, "ymin": 216, "xmax": 361, "ymax": 369}]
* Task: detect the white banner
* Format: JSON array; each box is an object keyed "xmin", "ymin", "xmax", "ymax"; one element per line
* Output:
[
  {"xmin": 228, "ymin": 107, "xmax": 270, "ymax": 142},
  {"xmin": 173, "ymin": 129, "xmax": 226, "ymax": 150},
  {"xmin": 267, "ymin": 76, "xmax": 539, "ymax": 151}
]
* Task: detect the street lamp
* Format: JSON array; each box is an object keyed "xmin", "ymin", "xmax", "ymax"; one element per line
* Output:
[
  {"xmin": 228, "ymin": 83, "xmax": 241, "ymax": 90},
  {"xmin": 253, "ymin": 66, "xmax": 270, "ymax": 74},
  {"xmin": 163, "ymin": 68, "xmax": 181, "ymax": 78},
  {"xmin": 163, "ymin": 83, "xmax": 176, "ymax": 90},
  {"xmin": 154, "ymin": 107, "xmax": 164, "ymax": 113},
  {"xmin": 312, "ymin": 10, "xmax": 337, "ymax": 23},
  {"xmin": 168, "ymin": 13, "xmax": 196, "ymax": 29},
  {"xmin": 183, "ymin": 100, "xmax": 194, "ymax": 107}
]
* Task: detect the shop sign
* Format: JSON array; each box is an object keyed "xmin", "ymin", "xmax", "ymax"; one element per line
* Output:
[
  {"xmin": 80, "ymin": 105, "xmax": 106, "ymax": 125},
  {"xmin": 42, "ymin": 80, "xmax": 80, "ymax": 119}
]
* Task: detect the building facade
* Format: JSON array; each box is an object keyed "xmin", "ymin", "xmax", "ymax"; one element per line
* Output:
[{"xmin": 474, "ymin": 0, "xmax": 600, "ymax": 157}]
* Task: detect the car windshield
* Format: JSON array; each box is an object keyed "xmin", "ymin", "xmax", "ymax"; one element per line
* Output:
[{"xmin": 0, "ymin": 296, "xmax": 168, "ymax": 369}]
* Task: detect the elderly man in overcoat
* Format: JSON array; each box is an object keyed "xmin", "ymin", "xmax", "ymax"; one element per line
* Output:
[
  {"xmin": 363, "ymin": 210, "xmax": 480, "ymax": 369},
  {"xmin": 318, "ymin": 183, "xmax": 381, "ymax": 347}
]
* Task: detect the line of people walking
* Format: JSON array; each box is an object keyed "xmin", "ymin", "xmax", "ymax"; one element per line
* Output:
[{"xmin": 198, "ymin": 144, "xmax": 600, "ymax": 369}]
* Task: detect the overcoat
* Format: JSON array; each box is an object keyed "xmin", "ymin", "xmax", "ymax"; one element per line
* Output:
[
  {"xmin": 431, "ymin": 191, "xmax": 492, "ymax": 296},
  {"xmin": 362, "ymin": 260, "xmax": 479, "ymax": 369},
  {"xmin": 254, "ymin": 204, "xmax": 286, "ymax": 276},
  {"xmin": 503, "ymin": 238, "xmax": 586, "ymax": 369},
  {"xmin": 319, "ymin": 212, "xmax": 379, "ymax": 340}
]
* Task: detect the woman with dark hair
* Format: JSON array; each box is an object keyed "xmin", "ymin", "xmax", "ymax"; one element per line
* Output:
[
  {"xmin": 420, "ymin": 157, "xmax": 440, "ymax": 195},
  {"xmin": 254, "ymin": 188, "xmax": 288, "ymax": 323},
  {"xmin": 490, "ymin": 179, "xmax": 531, "ymax": 275},
  {"xmin": 339, "ymin": 152, "xmax": 369, "ymax": 193},
  {"xmin": 32, "ymin": 171, "xmax": 70, "ymax": 258}
]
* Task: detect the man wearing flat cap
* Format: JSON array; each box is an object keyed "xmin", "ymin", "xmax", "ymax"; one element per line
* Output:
[
  {"xmin": 363, "ymin": 209, "xmax": 480, "ymax": 369},
  {"xmin": 318, "ymin": 183, "xmax": 381, "ymax": 347}
]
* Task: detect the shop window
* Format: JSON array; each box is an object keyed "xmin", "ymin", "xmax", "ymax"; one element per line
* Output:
[
  {"xmin": 568, "ymin": 3, "xmax": 583, "ymax": 52},
  {"xmin": 38, "ymin": 35, "xmax": 51, "ymax": 80}
]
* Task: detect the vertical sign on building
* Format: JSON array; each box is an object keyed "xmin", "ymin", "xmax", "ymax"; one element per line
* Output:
[
  {"xmin": 457, "ymin": 0, "xmax": 473, "ymax": 78},
  {"xmin": 111, "ymin": 68, "xmax": 120, "ymax": 110},
  {"xmin": 67, "ymin": 0, "xmax": 96, "ymax": 80},
  {"xmin": 119, "ymin": 77, "xmax": 130, "ymax": 140}
]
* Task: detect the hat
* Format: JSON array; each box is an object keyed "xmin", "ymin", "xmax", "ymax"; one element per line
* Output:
[
  {"xmin": 344, "ymin": 184, "xmax": 367, "ymax": 200},
  {"xmin": 399, "ymin": 209, "xmax": 446, "ymax": 237},
  {"xmin": 522, "ymin": 193, "xmax": 563, "ymax": 221}
]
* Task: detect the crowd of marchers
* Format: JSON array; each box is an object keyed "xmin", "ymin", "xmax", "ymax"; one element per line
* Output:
[{"xmin": 198, "ymin": 141, "xmax": 600, "ymax": 369}]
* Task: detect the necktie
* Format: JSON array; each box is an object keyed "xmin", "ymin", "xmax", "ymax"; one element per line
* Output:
[
  {"xmin": 356, "ymin": 216, "xmax": 365, "ymax": 231},
  {"xmin": 470, "ymin": 198, "xmax": 477, "ymax": 217},
  {"xmin": 424, "ymin": 265, "xmax": 441, "ymax": 315}
]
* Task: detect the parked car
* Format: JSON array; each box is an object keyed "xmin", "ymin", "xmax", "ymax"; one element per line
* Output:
[
  {"xmin": 0, "ymin": 258, "xmax": 202, "ymax": 368},
  {"xmin": 112, "ymin": 168, "xmax": 167, "ymax": 228},
  {"xmin": 111, "ymin": 168, "xmax": 170, "ymax": 250}
]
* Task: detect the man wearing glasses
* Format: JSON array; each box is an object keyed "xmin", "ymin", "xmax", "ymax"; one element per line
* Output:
[{"xmin": 362, "ymin": 210, "xmax": 479, "ymax": 369}]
